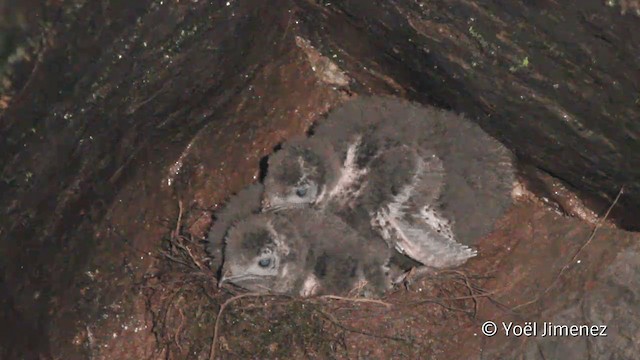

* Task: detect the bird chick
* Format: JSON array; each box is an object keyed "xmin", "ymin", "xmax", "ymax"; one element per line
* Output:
[
  {"xmin": 220, "ymin": 209, "xmax": 391, "ymax": 297},
  {"xmin": 262, "ymin": 96, "xmax": 514, "ymax": 268}
]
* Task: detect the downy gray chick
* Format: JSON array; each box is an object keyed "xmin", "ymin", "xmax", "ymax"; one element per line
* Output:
[
  {"xmin": 219, "ymin": 208, "xmax": 391, "ymax": 297},
  {"xmin": 262, "ymin": 96, "xmax": 514, "ymax": 268}
]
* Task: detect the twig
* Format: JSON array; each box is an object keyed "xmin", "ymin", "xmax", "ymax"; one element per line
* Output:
[
  {"xmin": 512, "ymin": 186, "xmax": 624, "ymax": 311},
  {"xmin": 348, "ymin": 279, "xmax": 368, "ymax": 297},
  {"xmin": 401, "ymin": 269, "xmax": 504, "ymax": 315},
  {"xmin": 160, "ymin": 251, "xmax": 193, "ymax": 268},
  {"xmin": 566, "ymin": 186, "xmax": 624, "ymax": 265},
  {"xmin": 209, "ymin": 293, "xmax": 289, "ymax": 360},
  {"xmin": 410, "ymin": 287, "xmax": 506, "ymax": 305},
  {"xmin": 458, "ymin": 270, "xmax": 481, "ymax": 317},
  {"xmin": 279, "ymin": 9, "xmax": 294, "ymax": 47},
  {"xmin": 208, "ymin": 291, "xmax": 401, "ymax": 359},
  {"xmin": 157, "ymin": 289, "xmax": 183, "ymax": 355},
  {"xmin": 315, "ymin": 308, "xmax": 407, "ymax": 343},
  {"xmin": 171, "ymin": 236, "xmax": 206, "ymax": 272},
  {"xmin": 175, "ymin": 305, "xmax": 185, "ymax": 352},
  {"xmin": 174, "ymin": 200, "xmax": 183, "ymax": 239},
  {"xmin": 319, "ymin": 295, "xmax": 392, "ymax": 308},
  {"xmin": 416, "ymin": 299, "xmax": 471, "ymax": 314},
  {"xmin": 162, "ymin": 199, "xmax": 212, "ymax": 274},
  {"xmin": 184, "ymin": 244, "xmax": 206, "ymax": 271}
]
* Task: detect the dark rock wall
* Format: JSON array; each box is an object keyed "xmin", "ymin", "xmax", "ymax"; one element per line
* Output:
[{"xmin": 0, "ymin": 1, "xmax": 307, "ymax": 357}]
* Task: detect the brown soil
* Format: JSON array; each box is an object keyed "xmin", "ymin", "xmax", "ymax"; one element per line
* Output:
[{"xmin": 70, "ymin": 189, "xmax": 638, "ymax": 360}]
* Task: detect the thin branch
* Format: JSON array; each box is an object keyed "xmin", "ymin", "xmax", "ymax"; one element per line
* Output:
[
  {"xmin": 175, "ymin": 200, "xmax": 183, "ymax": 239},
  {"xmin": 512, "ymin": 186, "xmax": 624, "ymax": 311},
  {"xmin": 319, "ymin": 295, "xmax": 392, "ymax": 308},
  {"xmin": 315, "ymin": 308, "xmax": 408, "ymax": 343},
  {"xmin": 209, "ymin": 293, "xmax": 290, "ymax": 360}
]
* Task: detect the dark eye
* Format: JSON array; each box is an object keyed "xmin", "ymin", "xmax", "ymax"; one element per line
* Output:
[
  {"xmin": 295, "ymin": 187, "xmax": 307, "ymax": 197},
  {"xmin": 258, "ymin": 258, "xmax": 272, "ymax": 268}
]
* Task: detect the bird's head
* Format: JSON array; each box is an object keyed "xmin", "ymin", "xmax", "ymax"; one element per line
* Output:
[
  {"xmin": 219, "ymin": 214, "xmax": 302, "ymax": 293},
  {"xmin": 263, "ymin": 137, "xmax": 339, "ymax": 211}
]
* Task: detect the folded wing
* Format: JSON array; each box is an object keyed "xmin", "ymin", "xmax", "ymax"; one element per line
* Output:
[{"xmin": 370, "ymin": 149, "xmax": 477, "ymax": 268}]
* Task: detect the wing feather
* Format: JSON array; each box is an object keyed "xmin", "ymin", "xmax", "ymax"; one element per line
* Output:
[{"xmin": 371, "ymin": 152, "xmax": 477, "ymax": 268}]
